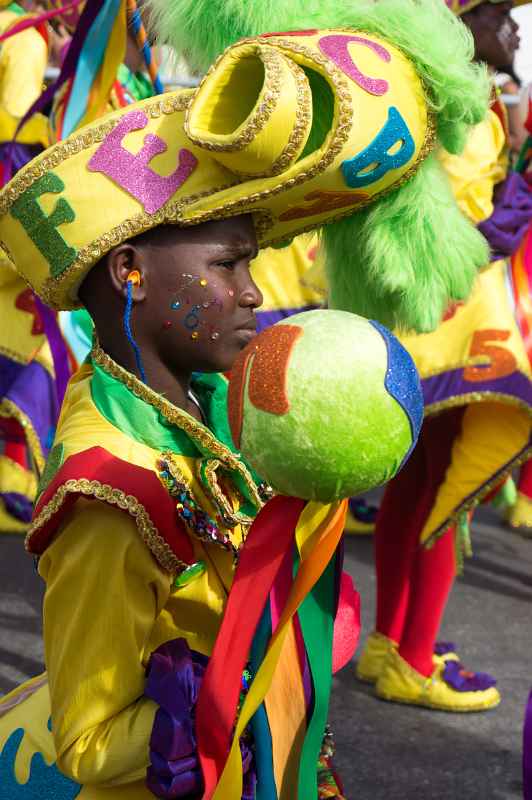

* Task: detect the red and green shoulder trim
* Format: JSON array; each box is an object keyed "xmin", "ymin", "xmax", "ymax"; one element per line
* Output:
[{"xmin": 26, "ymin": 446, "xmax": 195, "ymax": 574}]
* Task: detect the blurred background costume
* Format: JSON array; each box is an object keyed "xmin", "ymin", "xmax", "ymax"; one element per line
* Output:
[
  {"xmin": 0, "ymin": 0, "xmax": 71, "ymax": 534},
  {"xmin": 356, "ymin": 0, "xmax": 532, "ymax": 712}
]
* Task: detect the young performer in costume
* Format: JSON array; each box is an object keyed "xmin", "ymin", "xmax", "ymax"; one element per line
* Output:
[
  {"xmin": 0, "ymin": 0, "xmax": 73, "ymax": 533},
  {"xmin": 355, "ymin": 0, "xmax": 532, "ymax": 712},
  {"xmin": 0, "ymin": 2, "xmax": 489, "ymax": 796}
]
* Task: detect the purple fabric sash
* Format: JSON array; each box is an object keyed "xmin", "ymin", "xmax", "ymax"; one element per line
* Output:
[
  {"xmin": 478, "ymin": 172, "xmax": 532, "ymax": 260},
  {"xmin": 34, "ymin": 297, "xmax": 70, "ymax": 408},
  {"xmin": 145, "ymin": 639, "xmax": 255, "ymax": 800}
]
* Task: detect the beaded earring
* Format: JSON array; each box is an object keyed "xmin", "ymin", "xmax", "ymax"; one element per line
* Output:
[{"xmin": 124, "ymin": 270, "xmax": 147, "ymax": 383}]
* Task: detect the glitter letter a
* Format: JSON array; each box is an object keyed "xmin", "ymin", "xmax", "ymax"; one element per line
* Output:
[
  {"xmin": 88, "ymin": 110, "xmax": 198, "ymax": 215},
  {"xmin": 11, "ymin": 173, "xmax": 77, "ymax": 278},
  {"xmin": 342, "ymin": 106, "xmax": 415, "ymax": 189}
]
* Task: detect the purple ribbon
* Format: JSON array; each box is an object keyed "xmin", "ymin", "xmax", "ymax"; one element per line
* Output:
[
  {"xmin": 478, "ymin": 172, "xmax": 532, "ymax": 260},
  {"xmin": 524, "ymin": 690, "xmax": 532, "ymax": 800},
  {"xmin": 34, "ymin": 296, "xmax": 70, "ymax": 408},
  {"xmin": 442, "ymin": 660, "xmax": 497, "ymax": 692}
]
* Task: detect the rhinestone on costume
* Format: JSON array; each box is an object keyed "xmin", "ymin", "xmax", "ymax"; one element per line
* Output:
[
  {"xmin": 173, "ymin": 561, "xmax": 207, "ymax": 588},
  {"xmin": 210, "ymin": 331, "xmax": 220, "ymax": 341},
  {"xmin": 191, "ymin": 331, "xmax": 199, "ymax": 341},
  {"xmin": 157, "ymin": 457, "xmax": 239, "ymax": 558}
]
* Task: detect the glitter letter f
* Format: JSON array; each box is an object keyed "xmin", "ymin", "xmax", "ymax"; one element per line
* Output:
[{"xmin": 88, "ymin": 110, "xmax": 198, "ymax": 215}]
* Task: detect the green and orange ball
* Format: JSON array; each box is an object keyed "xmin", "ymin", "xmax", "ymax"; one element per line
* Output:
[{"xmin": 228, "ymin": 310, "xmax": 423, "ymax": 502}]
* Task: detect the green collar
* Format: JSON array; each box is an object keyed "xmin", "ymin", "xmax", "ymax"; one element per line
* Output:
[
  {"xmin": 91, "ymin": 351, "xmax": 233, "ymax": 458},
  {"xmin": 88, "ymin": 345, "xmax": 263, "ymax": 514}
]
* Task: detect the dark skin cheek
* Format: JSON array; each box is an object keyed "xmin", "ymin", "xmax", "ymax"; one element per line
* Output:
[{"xmin": 142, "ymin": 262, "xmax": 256, "ymax": 374}]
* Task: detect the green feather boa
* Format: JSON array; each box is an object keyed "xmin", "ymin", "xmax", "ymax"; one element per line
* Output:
[{"xmin": 149, "ymin": 0, "xmax": 490, "ymax": 332}]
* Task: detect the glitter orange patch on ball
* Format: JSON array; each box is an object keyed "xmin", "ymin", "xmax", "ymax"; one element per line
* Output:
[
  {"xmin": 247, "ymin": 325, "xmax": 303, "ymax": 415},
  {"xmin": 227, "ymin": 347, "xmax": 254, "ymax": 448}
]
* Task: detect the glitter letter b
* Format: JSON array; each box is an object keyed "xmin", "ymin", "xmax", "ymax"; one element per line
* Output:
[
  {"xmin": 88, "ymin": 110, "xmax": 198, "ymax": 214},
  {"xmin": 342, "ymin": 106, "xmax": 415, "ymax": 189},
  {"xmin": 11, "ymin": 173, "xmax": 77, "ymax": 278}
]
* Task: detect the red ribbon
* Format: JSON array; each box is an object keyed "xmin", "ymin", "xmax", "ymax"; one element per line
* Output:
[{"xmin": 196, "ymin": 495, "xmax": 305, "ymax": 796}]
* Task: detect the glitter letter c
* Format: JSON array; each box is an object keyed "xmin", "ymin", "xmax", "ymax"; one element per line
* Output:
[{"xmin": 318, "ymin": 34, "xmax": 390, "ymax": 96}]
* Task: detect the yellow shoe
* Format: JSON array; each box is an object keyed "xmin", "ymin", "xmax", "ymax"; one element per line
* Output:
[
  {"xmin": 343, "ymin": 498, "xmax": 377, "ymax": 536},
  {"xmin": 356, "ymin": 631, "xmax": 397, "ymax": 684},
  {"xmin": 375, "ymin": 649, "xmax": 501, "ymax": 712},
  {"xmin": 507, "ymin": 493, "xmax": 532, "ymax": 536}
]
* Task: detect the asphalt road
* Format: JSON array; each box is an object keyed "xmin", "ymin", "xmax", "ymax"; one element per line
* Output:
[{"xmin": 0, "ymin": 504, "xmax": 530, "ymax": 799}]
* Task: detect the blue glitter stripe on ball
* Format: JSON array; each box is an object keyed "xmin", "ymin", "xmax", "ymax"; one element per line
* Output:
[
  {"xmin": 370, "ymin": 320, "xmax": 424, "ymax": 466},
  {"xmin": 0, "ymin": 728, "xmax": 82, "ymax": 800}
]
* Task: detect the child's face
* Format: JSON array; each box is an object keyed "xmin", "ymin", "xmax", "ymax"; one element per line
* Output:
[{"xmin": 142, "ymin": 215, "xmax": 263, "ymax": 374}]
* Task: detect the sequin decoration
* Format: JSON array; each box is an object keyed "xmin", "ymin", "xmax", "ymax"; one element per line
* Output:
[
  {"xmin": 87, "ymin": 110, "xmax": 198, "ymax": 215},
  {"xmin": 157, "ymin": 456, "xmax": 238, "ymax": 556},
  {"xmin": 342, "ymin": 106, "xmax": 415, "ymax": 189},
  {"xmin": 318, "ymin": 34, "xmax": 390, "ymax": 96},
  {"xmin": 10, "ymin": 172, "xmax": 77, "ymax": 277}
]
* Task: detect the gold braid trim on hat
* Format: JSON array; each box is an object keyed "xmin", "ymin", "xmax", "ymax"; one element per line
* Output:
[
  {"xmin": 0, "ymin": 93, "xmax": 196, "ymax": 216},
  {"xmin": 0, "ymin": 32, "xmax": 437, "ymax": 310},
  {"xmin": 180, "ymin": 36, "xmax": 437, "ymax": 238},
  {"xmin": 26, "ymin": 477, "xmax": 190, "ymax": 574},
  {"xmin": 226, "ymin": 59, "xmax": 313, "ymax": 180}
]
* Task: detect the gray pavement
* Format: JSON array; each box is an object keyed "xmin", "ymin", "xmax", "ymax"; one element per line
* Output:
[{"xmin": 0, "ymin": 505, "xmax": 530, "ymax": 799}]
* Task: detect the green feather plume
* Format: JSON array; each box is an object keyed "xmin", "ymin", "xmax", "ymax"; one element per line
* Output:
[{"xmin": 149, "ymin": 0, "xmax": 491, "ymax": 332}]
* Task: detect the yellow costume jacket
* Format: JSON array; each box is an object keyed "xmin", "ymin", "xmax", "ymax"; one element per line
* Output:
[{"xmin": 0, "ymin": 345, "xmax": 347, "ymax": 799}]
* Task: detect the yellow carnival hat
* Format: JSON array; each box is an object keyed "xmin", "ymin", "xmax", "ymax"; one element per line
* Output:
[
  {"xmin": 0, "ymin": 30, "xmax": 433, "ymax": 310},
  {"xmin": 446, "ymin": 0, "xmax": 530, "ymax": 14}
]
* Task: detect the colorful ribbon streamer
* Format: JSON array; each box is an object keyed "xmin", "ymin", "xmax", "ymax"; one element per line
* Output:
[{"xmin": 126, "ymin": 0, "xmax": 163, "ymax": 94}]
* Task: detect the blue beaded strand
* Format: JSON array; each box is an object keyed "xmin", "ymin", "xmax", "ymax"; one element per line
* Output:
[{"xmin": 124, "ymin": 278, "xmax": 147, "ymax": 384}]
